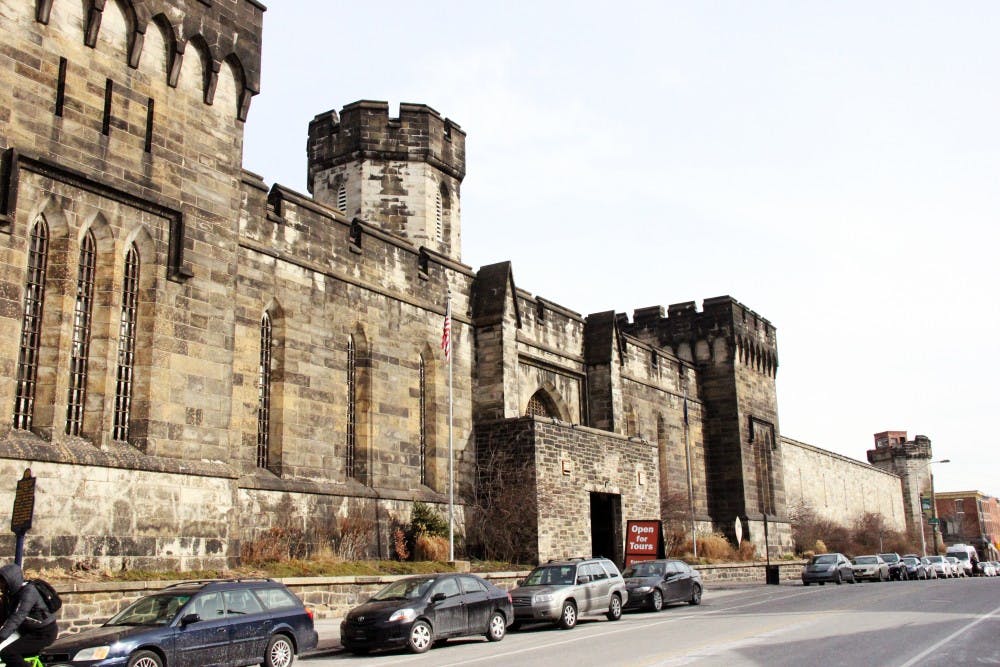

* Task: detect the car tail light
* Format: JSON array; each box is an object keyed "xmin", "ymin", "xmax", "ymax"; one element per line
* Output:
[{"xmin": 306, "ymin": 607, "xmax": 315, "ymax": 620}]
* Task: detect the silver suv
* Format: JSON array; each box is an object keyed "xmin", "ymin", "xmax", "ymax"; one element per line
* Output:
[{"xmin": 509, "ymin": 558, "xmax": 627, "ymax": 629}]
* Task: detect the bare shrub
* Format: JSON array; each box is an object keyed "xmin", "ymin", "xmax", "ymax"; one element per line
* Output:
[
  {"xmin": 333, "ymin": 515, "xmax": 374, "ymax": 561},
  {"xmin": 414, "ymin": 534, "xmax": 449, "ymax": 561},
  {"xmin": 466, "ymin": 439, "xmax": 537, "ymax": 564},
  {"xmin": 241, "ymin": 527, "xmax": 310, "ymax": 565},
  {"xmin": 737, "ymin": 540, "xmax": 757, "ymax": 561},
  {"xmin": 393, "ymin": 527, "xmax": 410, "ymax": 561}
]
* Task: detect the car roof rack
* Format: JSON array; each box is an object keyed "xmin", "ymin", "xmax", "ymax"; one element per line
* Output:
[{"xmin": 162, "ymin": 578, "xmax": 274, "ymax": 589}]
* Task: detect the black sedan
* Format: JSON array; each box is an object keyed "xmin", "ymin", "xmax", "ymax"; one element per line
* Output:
[
  {"xmin": 340, "ymin": 573, "xmax": 513, "ymax": 654},
  {"xmin": 40, "ymin": 578, "xmax": 317, "ymax": 667},
  {"xmin": 622, "ymin": 559, "xmax": 703, "ymax": 611}
]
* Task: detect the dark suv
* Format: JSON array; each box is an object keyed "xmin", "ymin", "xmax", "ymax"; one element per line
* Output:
[
  {"xmin": 41, "ymin": 578, "xmax": 317, "ymax": 667},
  {"xmin": 509, "ymin": 558, "xmax": 627, "ymax": 629}
]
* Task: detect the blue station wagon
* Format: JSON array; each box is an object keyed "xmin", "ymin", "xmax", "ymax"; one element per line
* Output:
[{"xmin": 40, "ymin": 578, "xmax": 317, "ymax": 667}]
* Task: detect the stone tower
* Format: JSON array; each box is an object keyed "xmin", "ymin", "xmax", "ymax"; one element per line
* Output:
[
  {"xmin": 627, "ymin": 297, "xmax": 790, "ymax": 555},
  {"xmin": 307, "ymin": 101, "xmax": 466, "ymax": 261},
  {"xmin": 867, "ymin": 432, "xmax": 934, "ymax": 547}
]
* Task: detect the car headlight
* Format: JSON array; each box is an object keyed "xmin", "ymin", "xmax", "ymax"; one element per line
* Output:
[
  {"xmin": 534, "ymin": 594, "xmax": 554, "ymax": 603},
  {"xmin": 632, "ymin": 586, "xmax": 652, "ymax": 594},
  {"xmin": 73, "ymin": 646, "xmax": 111, "ymax": 661},
  {"xmin": 388, "ymin": 608, "xmax": 417, "ymax": 623}
]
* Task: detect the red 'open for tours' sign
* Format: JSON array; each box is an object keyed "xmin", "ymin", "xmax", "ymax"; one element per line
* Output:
[{"xmin": 624, "ymin": 519, "xmax": 664, "ymax": 567}]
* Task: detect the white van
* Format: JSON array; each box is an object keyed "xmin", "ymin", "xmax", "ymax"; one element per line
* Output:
[{"xmin": 945, "ymin": 544, "xmax": 979, "ymax": 576}]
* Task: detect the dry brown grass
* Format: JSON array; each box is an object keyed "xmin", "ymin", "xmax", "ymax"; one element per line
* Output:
[{"xmin": 414, "ymin": 534, "xmax": 450, "ymax": 561}]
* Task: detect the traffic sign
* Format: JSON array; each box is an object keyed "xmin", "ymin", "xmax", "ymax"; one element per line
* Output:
[{"xmin": 928, "ymin": 517, "xmax": 939, "ymax": 525}]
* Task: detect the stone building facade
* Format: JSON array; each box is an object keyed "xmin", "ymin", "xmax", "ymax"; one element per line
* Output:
[{"xmin": 2, "ymin": 0, "xmax": 911, "ymax": 571}]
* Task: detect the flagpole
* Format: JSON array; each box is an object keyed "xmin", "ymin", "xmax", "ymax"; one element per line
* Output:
[{"xmin": 447, "ymin": 293, "xmax": 454, "ymax": 562}]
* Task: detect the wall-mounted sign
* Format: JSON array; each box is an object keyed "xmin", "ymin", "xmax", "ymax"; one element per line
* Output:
[
  {"xmin": 10, "ymin": 468, "xmax": 35, "ymax": 534},
  {"xmin": 624, "ymin": 519, "xmax": 664, "ymax": 567}
]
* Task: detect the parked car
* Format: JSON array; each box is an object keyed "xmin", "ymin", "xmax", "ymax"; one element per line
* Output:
[
  {"xmin": 622, "ymin": 559, "xmax": 703, "ymax": 611},
  {"xmin": 850, "ymin": 555, "xmax": 889, "ymax": 582},
  {"xmin": 40, "ymin": 578, "xmax": 317, "ymax": 667},
  {"xmin": 340, "ymin": 573, "xmax": 513, "ymax": 654},
  {"xmin": 919, "ymin": 557, "xmax": 939, "ymax": 579},
  {"xmin": 509, "ymin": 557, "xmax": 627, "ymax": 629},
  {"xmin": 802, "ymin": 553, "xmax": 856, "ymax": 585},
  {"xmin": 946, "ymin": 556, "xmax": 967, "ymax": 577},
  {"xmin": 923, "ymin": 554, "xmax": 951, "ymax": 578},
  {"xmin": 901, "ymin": 556, "xmax": 928, "ymax": 580},
  {"xmin": 877, "ymin": 553, "xmax": 908, "ymax": 580},
  {"xmin": 979, "ymin": 561, "xmax": 997, "ymax": 577}
]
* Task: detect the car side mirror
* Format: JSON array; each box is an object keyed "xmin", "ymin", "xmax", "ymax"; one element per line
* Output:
[
  {"xmin": 517, "ymin": 579, "xmax": 524, "ymax": 587},
  {"xmin": 577, "ymin": 575, "xmax": 591, "ymax": 584},
  {"xmin": 431, "ymin": 592, "xmax": 447, "ymax": 603},
  {"xmin": 180, "ymin": 613, "xmax": 201, "ymax": 626}
]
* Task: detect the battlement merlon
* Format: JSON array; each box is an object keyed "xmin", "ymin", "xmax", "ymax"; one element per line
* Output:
[
  {"xmin": 307, "ymin": 100, "xmax": 467, "ymax": 194},
  {"xmin": 33, "ymin": 0, "xmax": 265, "ymax": 104},
  {"xmin": 867, "ymin": 434, "xmax": 933, "ymax": 464},
  {"xmin": 626, "ymin": 296, "xmax": 777, "ymax": 351}
]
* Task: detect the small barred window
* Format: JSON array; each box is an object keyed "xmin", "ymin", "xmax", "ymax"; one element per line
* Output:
[
  {"xmin": 346, "ymin": 336, "xmax": 356, "ymax": 478},
  {"xmin": 256, "ymin": 312, "xmax": 273, "ymax": 469}
]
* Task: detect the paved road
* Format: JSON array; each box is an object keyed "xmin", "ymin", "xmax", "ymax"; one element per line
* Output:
[{"xmin": 301, "ymin": 577, "xmax": 1000, "ymax": 666}]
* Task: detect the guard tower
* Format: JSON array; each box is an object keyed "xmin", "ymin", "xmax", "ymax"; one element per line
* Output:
[
  {"xmin": 307, "ymin": 101, "xmax": 466, "ymax": 261},
  {"xmin": 868, "ymin": 432, "xmax": 934, "ymax": 547}
]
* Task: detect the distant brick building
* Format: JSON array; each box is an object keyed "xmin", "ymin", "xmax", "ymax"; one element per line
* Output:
[
  {"xmin": 935, "ymin": 491, "xmax": 1000, "ymax": 561},
  {"xmin": 1, "ymin": 0, "xmax": 927, "ymax": 570}
]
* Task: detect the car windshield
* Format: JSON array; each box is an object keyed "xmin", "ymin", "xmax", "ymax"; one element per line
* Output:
[
  {"xmin": 925, "ymin": 556, "xmax": 944, "ymax": 563},
  {"xmin": 879, "ymin": 554, "xmax": 899, "ymax": 563},
  {"xmin": 853, "ymin": 557, "xmax": 878, "ymax": 564},
  {"xmin": 524, "ymin": 565, "xmax": 577, "ymax": 586},
  {"xmin": 370, "ymin": 578, "xmax": 436, "ymax": 601},
  {"xmin": 106, "ymin": 593, "xmax": 192, "ymax": 627},
  {"xmin": 903, "ymin": 558, "xmax": 919, "ymax": 565},
  {"xmin": 811, "ymin": 555, "xmax": 837, "ymax": 565},
  {"xmin": 623, "ymin": 562, "xmax": 666, "ymax": 577},
  {"xmin": 950, "ymin": 552, "xmax": 970, "ymax": 561}
]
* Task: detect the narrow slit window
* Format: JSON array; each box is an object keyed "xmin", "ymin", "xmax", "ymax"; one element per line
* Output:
[
  {"xmin": 112, "ymin": 244, "xmax": 140, "ymax": 442},
  {"xmin": 346, "ymin": 336, "xmax": 356, "ymax": 478},
  {"xmin": 419, "ymin": 356, "xmax": 427, "ymax": 485},
  {"xmin": 66, "ymin": 230, "xmax": 96, "ymax": 436},
  {"xmin": 55, "ymin": 57, "xmax": 67, "ymax": 117},
  {"xmin": 256, "ymin": 312, "xmax": 273, "ymax": 469},
  {"xmin": 13, "ymin": 220, "xmax": 50, "ymax": 430},
  {"xmin": 144, "ymin": 98, "xmax": 154, "ymax": 153},
  {"xmin": 434, "ymin": 190, "xmax": 443, "ymax": 241},
  {"xmin": 102, "ymin": 78, "xmax": 113, "ymax": 136}
]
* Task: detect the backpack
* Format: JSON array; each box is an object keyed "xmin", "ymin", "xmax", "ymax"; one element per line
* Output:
[{"xmin": 30, "ymin": 578, "xmax": 62, "ymax": 614}]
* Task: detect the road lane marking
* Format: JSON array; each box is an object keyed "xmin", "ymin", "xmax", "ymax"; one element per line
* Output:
[{"xmin": 896, "ymin": 601, "xmax": 1000, "ymax": 667}]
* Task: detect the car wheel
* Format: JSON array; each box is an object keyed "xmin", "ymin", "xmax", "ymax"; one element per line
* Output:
[
  {"xmin": 557, "ymin": 601, "xmax": 578, "ymax": 629},
  {"xmin": 688, "ymin": 583, "xmax": 702, "ymax": 606},
  {"xmin": 264, "ymin": 634, "xmax": 295, "ymax": 667},
  {"xmin": 607, "ymin": 594, "xmax": 623, "ymax": 621},
  {"xmin": 127, "ymin": 651, "xmax": 163, "ymax": 667},
  {"xmin": 834, "ymin": 571, "xmax": 843, "ymax": 585},
  {"xmin": 819, "ymin": 581, "xmax": 825, "ymax": 585},
  {"xmin": 803, "ymin": 581, "xmax": 810, "ymax": 586},
  {"xmin": 486, "ymin": 611, "xmax": 506, "ymax": 642},
  {"xmin": 649, "ymin": 589, "xmax": 664, "ymax": 612},
  {"xmin": 407, "ymin": 620, "xmax": 433, "ymax": 653}
]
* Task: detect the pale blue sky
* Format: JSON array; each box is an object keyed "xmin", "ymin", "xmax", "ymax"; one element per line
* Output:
[{"xmin": 243, "ymin": 2, "xmax": 1000, "ymax": 496}]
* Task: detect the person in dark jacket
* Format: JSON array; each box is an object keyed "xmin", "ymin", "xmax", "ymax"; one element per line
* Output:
[{"xmin": 0, "ymin": 563, "xmax": 58, "ymax": 667}]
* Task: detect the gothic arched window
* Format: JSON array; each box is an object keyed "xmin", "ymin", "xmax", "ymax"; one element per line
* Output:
[
  {"xmin": 13, "ymin": 220, "xmax": 50, "ymax": 430},
  {"xmin": 256, "ymin": 311, "xmax": 273, "ymax": 469},
  {"xmin": 66, "ymin": 229, "xmax": 97, "ymax": 436},
  {"xmin": 346, "ymin": 335, "xmax": 357, "ymax": 478},
  {"xmin": 526, "ymin": 389, "xmax": 560, "ymax": 420},
  {"xmin": 112, "ymin": 243, "xmax": 140, "ymax": 442}
]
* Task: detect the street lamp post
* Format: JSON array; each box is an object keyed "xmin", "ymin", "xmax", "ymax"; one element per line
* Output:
[{"xmin": 918, "ymin": 459, "xmax": 950, "ymax": 556}]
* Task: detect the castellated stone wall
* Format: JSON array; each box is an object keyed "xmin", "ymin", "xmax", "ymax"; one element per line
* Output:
[{"xmin": 782, "ymin": 437, "xmax": 906, "ymax": 533}]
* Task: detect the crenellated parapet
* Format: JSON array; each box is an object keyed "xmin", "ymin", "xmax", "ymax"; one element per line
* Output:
[
  {"xmin": 307, "ymin": 101, "xmax": 467, "ymax": 262},
  {"xmin": 32, "ymin": 0, "xmax": 263, "ymax": 119},
  {"xmin": 628, "ymin": 296, "xmax": 778, "ymax": 378},
  {"xmin": 308, "ymin": 101, "xmax": 466, "ymax": 183}
]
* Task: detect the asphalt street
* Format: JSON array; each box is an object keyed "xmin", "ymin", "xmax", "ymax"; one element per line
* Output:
[{"xmin": 300, "ymin": 577, "xmax": 1000, "ymax": 666}]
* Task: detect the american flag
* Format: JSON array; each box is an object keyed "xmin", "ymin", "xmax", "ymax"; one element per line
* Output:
[{"xmin": 441, "ymin": 299, "xmax": 452, "ymax": 361}]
